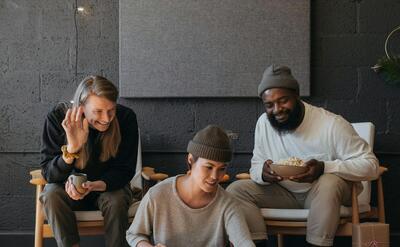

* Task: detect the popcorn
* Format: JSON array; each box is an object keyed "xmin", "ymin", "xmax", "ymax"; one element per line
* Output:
[{"xmin": 276, "ymin": 157, "xmax": 305, "ymax": 167}]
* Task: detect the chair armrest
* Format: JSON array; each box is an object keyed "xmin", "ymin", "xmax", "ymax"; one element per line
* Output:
[
  {"xmin": 141, "ymin": 166, "xmax": 169, "ymax": 181},
  {"xmin": 378, "ymin": 165, "xmax": 388, "ymax": 177},
  {"xmin": 351, "ymin": 183, "xmax": 360, "ymax": 224},
  {"xmin": 220, "ymin": 174, "xmax": 230, "ymax": 183},
  {"xmin": 236, "ymin": 172, "xmax": 251, "ymax": 180},
  {"xmin": 377, "ymin": 165, "xmax": 388, "ymax": 223},
  {"xmin": 29, "ymin": 169, "xmax": 47, "ymax": 185},
  {"xmin": 30, "ymin": 166, "xmax": 172, "ymax": 185},
  {"xmin": 351, "ymin": 165, "xmax": 388, "ymax": 224},
  {"xmin": 141, "ymin": 167, "xmax": 169, "ymax": 197}
]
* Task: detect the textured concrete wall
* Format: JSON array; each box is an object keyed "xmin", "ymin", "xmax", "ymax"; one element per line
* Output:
[
  {"xmin": 0, "ymin": 0, "xmax": 119, "ymax": 232},
  {"xmin": 0, "ymin": 0, "xmax": 400, "ymax": 246}
]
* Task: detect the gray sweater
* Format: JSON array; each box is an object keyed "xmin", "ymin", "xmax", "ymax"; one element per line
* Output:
[{"xmin": 126, "ymin": 176, "xmax": 255, "ymax": 247}]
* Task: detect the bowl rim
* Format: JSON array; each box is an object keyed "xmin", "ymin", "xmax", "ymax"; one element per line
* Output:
[
  {"xmin": 270, "ymin": 163, "xmax": 307, "ymax": 168},
  {"xmin": 270, "ymin": 163, "xmax": 309, "ymax": 177}
]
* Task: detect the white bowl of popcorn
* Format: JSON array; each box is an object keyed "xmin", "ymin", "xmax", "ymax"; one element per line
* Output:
[{"xmin": 270, "ymin": 157, "xmax": 308, "ymax": 178}]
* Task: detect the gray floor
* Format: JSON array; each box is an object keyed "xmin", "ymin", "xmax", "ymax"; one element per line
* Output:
[
  {"xmin": 1, "ymin": 234, "xmax": 398, "ymax": 246},
  {"xmin": 0, "ymin": 234, "xmax": 105, "ymax": 247}
]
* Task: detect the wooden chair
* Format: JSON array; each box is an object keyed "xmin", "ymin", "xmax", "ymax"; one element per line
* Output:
[
  {"xmin": 236, "ymin": 122, "xmax": 388, "ymax": 247},
  {"xmin": 30, "ymin": 134, "xmax": 168, "ymax": 247}
]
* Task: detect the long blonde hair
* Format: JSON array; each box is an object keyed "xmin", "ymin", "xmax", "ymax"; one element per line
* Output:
[{"xmin": 72, "ymin": 75, "xmax": 121, "ymax": 170}]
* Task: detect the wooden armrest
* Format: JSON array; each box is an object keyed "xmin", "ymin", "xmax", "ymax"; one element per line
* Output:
[
  {"xmin": 220, "ymin": 174, "xmax": 230, "ymax": 183},
  {"xmin": 351, "ymin": 165, "xmax": 388, "ymax": 224},
  {"xmin": 142, "ymin": 166, "xmax": 169, "ymax": 181},
  {"xmin": 378, "ymin": 165, "xmax": 388, "ymax": 176},
  {"xmin": 29, "ymin": 169, "xmax": 47, "ymax": 185},
  {"xmin": 377, "ymin": 165, "xmax": 387, "ymax": 223},
  {"xmin": 351, "ymin": 183, "xmax": 360, "ymax": 224},
  {"xmin": 149, "ymin": 173, "xmax": 169, "ymax": 181},
  {"xmin": 236, "ymin": 172, "xmax": 251, "ymax": 180}
]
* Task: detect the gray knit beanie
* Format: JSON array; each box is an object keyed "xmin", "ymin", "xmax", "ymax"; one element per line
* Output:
[
  {"xmin": 187, "ymin": 125, "xmax": 232, "ymax": 163},
  {"xmin": 257, "ymin": 64, "xmax": 299, "ymax": 97}
]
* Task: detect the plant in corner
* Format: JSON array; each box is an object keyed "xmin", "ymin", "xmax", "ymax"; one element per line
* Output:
[{"xmin": 372, "ymin": 25, "xmax": 400, "ymax": 86}]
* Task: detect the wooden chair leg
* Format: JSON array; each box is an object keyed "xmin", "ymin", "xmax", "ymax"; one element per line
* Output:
[
  {"xmin": 34, "ymin": 184, "xmax": 44, "ymax": 247},
  {"xmin": 377, "ymin": 176, "xmax": 386, "ymax": 223},
  {"xmin": 351, "ymin": 183, "xmax": 360, "ymax": 224},
  {"xmin": 277, "ymin": 234, "xmax": 284, "ymax": 247}
]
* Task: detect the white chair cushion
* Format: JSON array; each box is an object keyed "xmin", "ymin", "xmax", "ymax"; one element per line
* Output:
[
  {"xmin": 261, "ymin": 204, "xmax": 371, "ymax": 221},
  {"xmin": 73, "ymin": 201, "xmax": 141, "ymax": 222}
]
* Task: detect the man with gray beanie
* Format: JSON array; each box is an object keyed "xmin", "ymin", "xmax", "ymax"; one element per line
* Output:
[
  {"xmin": 227, "ymin": 65, "xmax": 379, "ymax": 246},
  {"xmin": 127, "ymin": 125, "xmax": 255, "ymax": 247}
]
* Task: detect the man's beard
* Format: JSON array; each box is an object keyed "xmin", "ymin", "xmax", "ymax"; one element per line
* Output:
[{"xmin": 267, "ymin": 100, "xmax": 304, "ymax": 134}]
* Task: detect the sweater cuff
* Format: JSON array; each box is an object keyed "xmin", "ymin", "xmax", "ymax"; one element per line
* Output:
[
  {"xmin": 257, "ymin": 172, "xmax": 271, "ymax": 185},
  {"xmin": 323, "ymin": 161, "xmax": 339, "ymax": 174},
  {"xmin": 250, "ymin": 163, "xmax": 271, "ymax": 185},
  {"xmin": 101, "ymin": 177, "xmax": 112, "ymax": 191},
  {"xmin": 130, "ymin": 237, "xmax": 150, "ymax": 247},
  {"xmin": 56, "ymin": 155, "xmax": 74, "ymax": 172}
]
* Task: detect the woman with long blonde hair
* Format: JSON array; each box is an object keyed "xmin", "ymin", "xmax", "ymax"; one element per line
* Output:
[{"xmin": 40, "ymin": 75, "xmax": 139, "ymax": 247}]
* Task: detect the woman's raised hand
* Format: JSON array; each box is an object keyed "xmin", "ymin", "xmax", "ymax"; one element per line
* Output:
[{"xmin": 61, "ymin": 106, "xmax": 89, "ymax": 154}]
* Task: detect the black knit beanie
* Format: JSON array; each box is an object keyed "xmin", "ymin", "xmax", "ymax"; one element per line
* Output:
[
  {"xmin": 257, "ymin": 64, "xmax": 299, "ymax": 97},
  {"xmin": 187, "ymin": 125, "xmax": 232, "ymax": 163}
]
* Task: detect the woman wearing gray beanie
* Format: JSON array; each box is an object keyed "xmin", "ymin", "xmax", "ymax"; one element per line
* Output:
[{"xmin": 126, "ymin": 125, "xmax": 255, "ymax": 247}]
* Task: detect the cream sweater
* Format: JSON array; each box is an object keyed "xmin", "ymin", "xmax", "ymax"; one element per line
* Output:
[
  {"xmin": 126, "ymin": 176, "xmax": 255, "ymax": 247},
  {"xmin": 250, "ymin": 102, "xmax": 379, "ymax": 193}
]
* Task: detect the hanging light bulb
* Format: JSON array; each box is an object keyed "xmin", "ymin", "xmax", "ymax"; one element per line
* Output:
[{"xmin": 77, "ymin": 6, "xmax": 85, "ymax": 12}]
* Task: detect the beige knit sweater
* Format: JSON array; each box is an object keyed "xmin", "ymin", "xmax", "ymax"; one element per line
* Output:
[{"xmin": 126, "ymin": 175, "xmax": 255, "ymax": 247}]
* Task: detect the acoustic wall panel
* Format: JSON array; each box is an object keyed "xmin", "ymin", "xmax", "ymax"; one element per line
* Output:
[{"xmin": 120, "ymin": 0, "xmax": 310, "ymax": 97}]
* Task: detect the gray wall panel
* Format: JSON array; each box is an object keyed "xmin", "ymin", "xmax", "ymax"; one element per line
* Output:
[{"xmin": 120, "ymin": 0, "xmax": 310, "ymax": 97}]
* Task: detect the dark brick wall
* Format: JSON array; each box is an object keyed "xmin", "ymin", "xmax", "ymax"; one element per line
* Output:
[{"xmin": 0, "ymin": 0, "xmax": 399, "ymax": 246}]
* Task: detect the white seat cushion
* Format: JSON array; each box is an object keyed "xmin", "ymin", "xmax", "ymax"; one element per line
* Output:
[
  {"xmin": 261, "ymin": 204, "xmax": 371, "ymax": 221},
  {"xmin": 74, "ymin": 131, "xmax": 143, "ymax": 222},
  {"xmin": 66, "ymin": 201, "xmax": 141, "ymax": 222}
]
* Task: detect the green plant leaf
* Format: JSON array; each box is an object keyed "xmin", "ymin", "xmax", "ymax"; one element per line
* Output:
[{"xmin": 376, "ymin": 55, "xmax": 400, "ymax": 85}]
